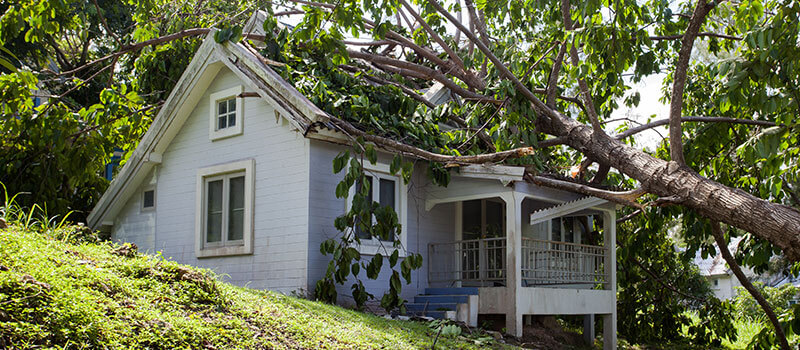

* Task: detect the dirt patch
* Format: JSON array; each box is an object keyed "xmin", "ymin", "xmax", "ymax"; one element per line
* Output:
[{"xmin": 506, "ymin": 316, "xmax": 590, "ymax": 350}]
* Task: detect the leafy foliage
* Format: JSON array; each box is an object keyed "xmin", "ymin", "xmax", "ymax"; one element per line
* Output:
[
  {"xmin": 734, "ymin": 283, "xmax": 799, "ymax": 322},
  {"xmin": 315, "ymin": 143, "xmax": 424, "ymax": 313},
  {"xmin": 616, "ymin": 206, "xmax": 737, "ymax": 346},
  {"xmin": 0, "ymin": 0, "xmax": 266, "ymax": 220}
]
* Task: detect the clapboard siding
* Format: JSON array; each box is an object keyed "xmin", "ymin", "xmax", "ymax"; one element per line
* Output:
[
  {"xmin": 122, "ymin": 67, "xmax": 310, "ymax": 293},
  {"xmin": 306, "ymin": 140, "xmax": 454, "ymax": 304},
  {"xmin": 111, "ymin": 169, "xmax": 156, "ymax": 253}
]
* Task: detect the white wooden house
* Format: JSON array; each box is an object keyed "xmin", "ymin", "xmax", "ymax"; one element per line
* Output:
[{"xmin": 87, "ymin": 29, "xmax": 618, "ymax": 348}]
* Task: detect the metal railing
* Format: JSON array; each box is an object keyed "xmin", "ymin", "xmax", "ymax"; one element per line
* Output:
[
  {"xmin": 428, "ymin": 237, "xmax": 507, "ymax": 287},
  {"xmin": 521, "ymin": 238, "xmax": 607, "ymax": 287}
]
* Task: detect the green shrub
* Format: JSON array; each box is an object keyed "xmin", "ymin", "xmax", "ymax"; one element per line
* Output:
[{"xmin": 732, "ymin": 282, "xmax": 799, "ymax": 322}]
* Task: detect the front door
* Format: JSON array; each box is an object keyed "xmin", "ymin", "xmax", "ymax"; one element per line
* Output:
[{"xmin": 460, "ymin": 198, "xmax": 505, "ymax": 286}]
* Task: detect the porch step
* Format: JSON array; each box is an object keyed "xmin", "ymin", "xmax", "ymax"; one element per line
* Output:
[
  {"xmin": 414, "ymin": 294, "xmax": 470, "ymax": 304},
  {"xmin": 424, "ymin": 287, "xmax": 479, "ymax": 295},
  {"xmin": 405, "ymin": 302, "xmax": 458, "ymax": 312},
  {"xmin": 402, "ymin": 287, "xmax": 478, "ymax": 325}
]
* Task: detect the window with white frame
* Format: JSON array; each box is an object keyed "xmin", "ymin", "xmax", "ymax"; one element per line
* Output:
[
  {"xmin": 347, "ymin": 164, "xmax": 407, "ymax": 255},
  {"xmin": 208, "ymin": 86, "xmax": 244, "ymax": 140},
  {"xmin": 195, "ymin": 159, "xmax": 254, "ymax": 257}
]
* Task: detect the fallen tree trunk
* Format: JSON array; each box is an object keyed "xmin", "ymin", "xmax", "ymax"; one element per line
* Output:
[{"xmin": 539, "ymin": 114, "xmax": 800, "ymax": 261}]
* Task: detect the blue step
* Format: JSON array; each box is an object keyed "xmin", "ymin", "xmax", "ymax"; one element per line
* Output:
[
  {"xmin": 424, "ymin": 287, "xmax": 479, "ymax": 296},
  {"xmin": 414, "ymin": 295, "xmax": 470, "ymax": 304},
  {"xmin": 405, "ymin": 302, "xmax": 458, "ymax": 312}
]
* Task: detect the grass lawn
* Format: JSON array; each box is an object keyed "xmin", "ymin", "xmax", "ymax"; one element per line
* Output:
[{"xmin": 0, "ymin": 224, "xmax": 510, "ymax": 349}]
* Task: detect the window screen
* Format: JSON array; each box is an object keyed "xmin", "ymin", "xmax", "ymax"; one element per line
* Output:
[{"xmin": 142, "ymin": 190, "xmax": 155, "ymax": 209}]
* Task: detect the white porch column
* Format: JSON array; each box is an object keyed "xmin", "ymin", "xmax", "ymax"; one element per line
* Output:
[
  {"xmin": 602, "ymin": 210, "xmax": 617, "ymax": 350},
  {"xmin": 503, "ymin": 192, "xmax": 524, "ymax": 338}
]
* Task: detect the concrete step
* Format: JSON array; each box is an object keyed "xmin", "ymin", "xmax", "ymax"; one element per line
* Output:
[
  {"xmin": 424, "ymin": 287, "xmax": 479, "ymax": 296},
  {"xmin": 402, "ymin": 310, "xmax": 450, "ymax": 319},
  {"xmin": 405, "ymin": 302, "xmax": 458, "ymax": 312},
  {"xmin": 414, "ymin": 294, "xmax": 470, "ymax": 304}
]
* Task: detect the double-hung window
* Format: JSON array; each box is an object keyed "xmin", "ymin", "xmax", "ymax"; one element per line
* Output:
[
  {"xmin": 347, "ymin": 163, "xmax": 407, "ymax": 255},
  {"xmin": 355, "ymin": 175, "xmax": 397, "ymax": 242},
  {"xmin": 204, "ymin": 172, "xmax": 245, "ymax": 245},
  {"xmin": 209, "ymin": 86, "xmax": 244, "ymax": 140},
  {"xmin": 195, "ymin": 159, "xmax": 254, "ymax": 257}
]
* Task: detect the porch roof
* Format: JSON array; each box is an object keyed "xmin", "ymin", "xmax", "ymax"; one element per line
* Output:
[{"xmin": 529, "ymin": 196, "xmax": 607, "ymax": 224}]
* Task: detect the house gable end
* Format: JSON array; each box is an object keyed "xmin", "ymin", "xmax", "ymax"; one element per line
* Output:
[{"xmin": 88, "ymin": 33, "xmax": 320, "ymax": 229}]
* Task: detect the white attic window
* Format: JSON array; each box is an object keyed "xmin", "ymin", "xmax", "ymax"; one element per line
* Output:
[{"xmin": 209, "ymin": 86, "xmax": 244, "ymax": 140}]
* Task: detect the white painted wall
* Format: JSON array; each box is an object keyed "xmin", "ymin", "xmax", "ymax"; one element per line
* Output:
[
  {"xmin": 709, "ymin": 274, "xmax": 741, "ymax": 300},
  {"xmin": 111, "ymin": 169, "xmax": 157, "ymax": 253},
  {"xmin": 112, "ymin": 67, "xmax": 311, "ymax": 293},
  {"xmin": 306, "ymin": 140, "xmax": 454, "ymax": 304}
]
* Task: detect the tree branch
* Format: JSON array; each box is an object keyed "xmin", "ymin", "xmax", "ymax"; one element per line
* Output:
[
  {"xmin": 561, "ymin": 0, "xmax": 603, "ymax": 134},
  {"xmin": 284, "ymin": 0, "xmax": 486, "ymax": 90},
  {"xmin": 58, "ymin": 28, "xmax": 213, "ymax": 77},
  {"xmin": 668, "ymin": 0, "xmax": 716, "ymax": 166},
  {"xmin": 615, "ymin": 116, "xmax": 778, "ymax": 140},
  {"xmin": 346, "ymin": 49, "xmax": 491, "ymax": 103},
  {"xmin": 710, "ymin": 222, "xmax": 790, "ymax": 350},
  {"xmin": 399, "ymin": 0, "xmax": 465, "ymax": 71},
  {"xmin": 649, "ymin": 32, "xmax": 742, "ymax": 41},
  {"xmin": 546, "ymin": 42, "xmax": 568, "ymax": 108},
  {"xmin": 424, "ymin": 0, "xmax": 564, "ymax": 126},
  {"xmin": 322, "ymin": 116, "xmax": 535, "ymax": 164},
  {"xmin": 630, "ymin": 256, "xmax": 707, "ymax": 303},
  {"xmin": 527, "ymin": 174, "xmax": 646, "ymax": 208},
  {"xmin": 616, "ymin": 209, "xmax": 642, "ymax": 224},
  {"xmin": 338, "ymin": 64, "xmax": 496, "ymax": 151},
  {"xmin": 91, "ymin": 0, "xmax": 122, "ymax": 46},
  {"xmin": 463, "ymin": 0, "xmax": 490, "ymax": 48}
]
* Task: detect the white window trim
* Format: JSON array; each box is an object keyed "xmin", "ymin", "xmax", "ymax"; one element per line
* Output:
[
  {"xmin": 141, "ymin": 185, "xmax": 156, "ymax": 213},
  {"xmin": 345, "ymin": 162, "xmax": 408, "ymax": 257},
  {"xmin": 208, "ymin": 86, "xmax": 244, "ymax": 141},
  {"xmin": 195, "ymin": 159, "xmax": 255, "ymax": 258}
]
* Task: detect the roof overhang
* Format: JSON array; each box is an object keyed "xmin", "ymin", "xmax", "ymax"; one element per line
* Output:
[{"xmin": 455, "ymin": 164, "xmax": 525, "ymax": 185}]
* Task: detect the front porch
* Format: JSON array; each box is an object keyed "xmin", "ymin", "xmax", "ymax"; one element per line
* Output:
[
  {"xmin": 428, "ymin": 237, "xmax": 609, "ymax": 288},
  {"xmin": 422, "ymin": 169, "xmax": 617, "ymax": 349}
]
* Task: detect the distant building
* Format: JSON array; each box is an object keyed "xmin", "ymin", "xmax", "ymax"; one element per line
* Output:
[{"xmin": 693, "ymin": 238, "xmax": 752, "ymax": 300}]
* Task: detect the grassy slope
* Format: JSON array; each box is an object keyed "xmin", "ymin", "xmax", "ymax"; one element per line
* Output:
[{"xmin": 0, "ymin": 225, "xmax": 506, "ymax": 349}]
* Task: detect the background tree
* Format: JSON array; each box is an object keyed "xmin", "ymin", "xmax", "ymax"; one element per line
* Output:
[{"xmin": 0, "ymin": 0, "xmax": 265, "ymax": 219}]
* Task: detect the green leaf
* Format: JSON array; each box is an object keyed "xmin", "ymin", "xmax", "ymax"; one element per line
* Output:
[
  {"xmin": 365, "ymin": 144, "xmax": 377, "ymax": 164},
  {"xmin": 333, "ymin": 151, "xmax": 350, "ymax": 173}
]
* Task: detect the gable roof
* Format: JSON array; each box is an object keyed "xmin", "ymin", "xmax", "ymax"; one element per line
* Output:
[
  {"xmin": 87, "ymin": 32, "xmax": 339, "ymax": 229},
  {"xmin": 693, "ymin": 236, "xmax": 745, "ymax": 277},
  {"xmin": 87, "ymin": 27, "xmax": 603, "ymax": 230}
]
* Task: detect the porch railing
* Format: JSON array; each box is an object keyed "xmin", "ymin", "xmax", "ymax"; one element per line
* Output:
[
  {"xmin": 521, "ymin": 238, "xmax": 608, "ymax": 287},
  {"xmin": 428, "ymin": 237, "xmax": 507, "ymax": 287}
]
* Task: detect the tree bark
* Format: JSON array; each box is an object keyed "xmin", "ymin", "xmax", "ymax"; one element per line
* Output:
[
  {"xmin": 710, "ymin": 222, "xmax": 790, "ymax": 350},
  {"xmin": 538, "ymin": 115, "xmax": 800, "ymax": 261},
  {"xmin": 668, "ymin": 0, "xmax": 715, "ymax": 166}
]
